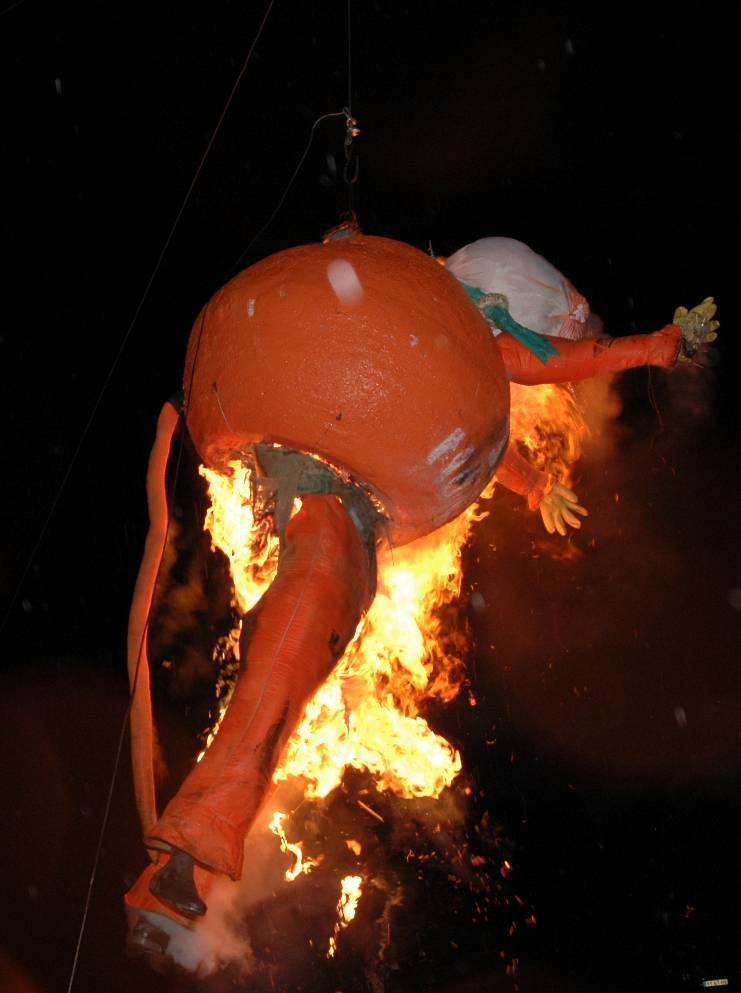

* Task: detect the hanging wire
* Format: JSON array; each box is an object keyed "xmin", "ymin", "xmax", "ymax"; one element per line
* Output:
[
  {"xmin": 343, "ymin": 0, "xmax": 360, "ymax": 213},
  {"xmin": 347, "ymin": 0, "xmax": 353, "ymax": 115},
  {"xmin": 0, "ymin": 0, "xmax": 28, "ymax": 17},
  {"xmin": 65, "ymin": 392, "xmax": 190, "ymax": 993},
  {"xmin": 64, "ymin": 557, "xmax": 172, "ymax": 993},
  {"xmin": 0, "ymin": 0, "xmax": 276, "ymax": 639},
  {"xmin": 343, "ymin": 108, "xmax": 361, "ymax": 200},
  {"xmin": 62, "ymin": 1, "xmax": 278, "ymax": 985},
  {"xmin": 227, "ymin": 0, "xmax": 359, "ymax": 276},
  {"xmin": 66, "ymin": 4, "xmax": 358, "ymax": 986},
  {"xmin": 225, "ymin": 108, "xmax": 349, "ymax": 278}
]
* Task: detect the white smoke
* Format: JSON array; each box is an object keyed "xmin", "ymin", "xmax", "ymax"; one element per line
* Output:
[
  {"xmin": 575, "ymin": 372, "xmax": 623, "ymax": 463},
  {"xmin": 153, "ymin": 782, "xmax": 306, "ymax": 978},
  {"xmin": 144, "ymin": 878, "xmax": 253, "ymax": 979}
]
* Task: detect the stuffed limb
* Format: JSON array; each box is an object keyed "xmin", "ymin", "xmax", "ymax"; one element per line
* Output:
[
  {"xmin": 495, "ymin": 442, "xmax": 588, "ymax": 536},
  {"xmin": 126, "ymin": 493, "xmax": 375, "ymax": 923},
  {"xmin": 496, "ymin": 324, "xmax": 682, "ymax": 386}
]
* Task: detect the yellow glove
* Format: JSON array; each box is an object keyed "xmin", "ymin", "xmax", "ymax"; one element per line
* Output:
[
  {"xmin": 673, "ymin": 297, "xmax": 719, "ymax": 361},
  {"xmin": 539, "ymin": 482, "xmax": 588, "ymax": 536}
]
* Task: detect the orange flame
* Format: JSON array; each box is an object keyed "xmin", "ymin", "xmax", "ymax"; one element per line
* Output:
[
  {"xmin": 509, "ymin": 382, "xmax": 587, "ymax": 486},
  {"xmin": 195, "ymin": 461, "xmax": 281, "ymax": 760},
  {"xmin": 268, "ymin": 811, "xmax": 320, "ymax": 881},
  {"xmin": 273, "ymin": 514, "xmax": 471, "ymax": 798},
  {"xmin": 198, "ymin": 461, "xmax": 280, "ymax": 614},
  {"xmin": 327, "ymin": 874, "xmax": 364, "ymax": 957},
  {"xmin": 197, "ymin": 384, "xmax": 587, "ymax": 789}
]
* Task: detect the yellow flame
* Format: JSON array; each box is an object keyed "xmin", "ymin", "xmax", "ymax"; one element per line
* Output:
[
  {"xmin": 268, "ymin": 811, "xmax": 319, "ymax": 881},
  {"xmin": 273, "ymin": 512, "xmax": 472, "ymax": 799},
  {"xmin": 327, "ymin": 874, "xmax": 364, "ymax": 957},
  {"xmin": 199, "ymin": 461, "xmax": 280, "ymax": 614},
  {"xmin": 509, "ymin": 382, "xmax": 587, "ymax": 486},
  {"xmin": 195, "ymin": 462, "xmax": 283, "ymax": 760},
  {"xmin": 198, "ymin": 384, "xmax": 587, "ymax": 787}
]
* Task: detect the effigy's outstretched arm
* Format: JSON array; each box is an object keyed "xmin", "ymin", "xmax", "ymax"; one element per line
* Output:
[
  {"xmin": 135, "ymin": 494, "xmax": 374, "ymax": 918},
  {"xmin": 495, "ymin": 442, "xmax": 552, "ymax": 509},
  {"xmin": 497, "ymin": 324, "xmax": 681, "ymax": 385},
  {"xmin": 495, "ymin": 441, "xmax": 588, "ymax": 535}
]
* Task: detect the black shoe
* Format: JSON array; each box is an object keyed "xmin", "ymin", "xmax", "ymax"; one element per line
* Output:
[{"xmin": 149, "ymin": 848, "xmax": 207, "ymax": 917}]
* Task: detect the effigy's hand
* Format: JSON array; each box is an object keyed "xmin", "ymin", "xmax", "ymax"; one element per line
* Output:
[
  {"xmin": 539, "ymin": 482, "xmax": 588, "ymax": 536},
  {"xmin": 673, "ymin": 297, "xmax": 719, "ymax": 361}
]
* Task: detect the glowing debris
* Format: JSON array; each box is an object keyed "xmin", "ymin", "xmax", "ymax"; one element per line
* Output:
[
  {"xmin": 268, "ymin": 811, "xmax": 319, "ymax": 882},
  {"xmin": 327, "ymin": 875, "xmax": 363, "ymax": 957}
]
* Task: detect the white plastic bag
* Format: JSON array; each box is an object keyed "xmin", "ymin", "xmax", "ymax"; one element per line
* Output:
[{"xmin": 446, "ymin": 237, "xmax": 598, "ymax": 340}]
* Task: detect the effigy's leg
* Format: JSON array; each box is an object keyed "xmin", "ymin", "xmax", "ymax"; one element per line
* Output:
[
  {"xmin": 497, "ymin": 324, "xmax": 681, "ymax": 385},
  {"xmin": 129, "ymin": 493, "xmax": 374, "ymax": 920}
]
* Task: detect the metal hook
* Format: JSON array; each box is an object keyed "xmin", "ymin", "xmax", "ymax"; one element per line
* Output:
[
  {"xmin": 343, "ymin": 107, "xmax": 361, "ymax": 145},
  {"xmin": 342, "ymin": 107, "xmax": 360, "ymax": 187}
]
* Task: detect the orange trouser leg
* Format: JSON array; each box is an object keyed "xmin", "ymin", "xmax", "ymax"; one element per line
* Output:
[
  {"xmin": 144, "ymin": 494, "xmax": 374, "ymax": 879},
  {"xmin": 496, "ymin": 325, "xmax": 682, "ymax": 385}
]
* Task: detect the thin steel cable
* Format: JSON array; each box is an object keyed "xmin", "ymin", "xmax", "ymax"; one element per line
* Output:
[
  {"xmin": 67, "ymin": 8, "xmax": 358, "ymax": 985},
  {"xmin": 64, "ymin": 605, "xmax": 156, "ymax": 993},
  {"xmin": 225, "ymin": 109, "xmax": 348, "ymax": 278},
  {"xmin": 227, "ymin": 1, "xmax": 358, "ymax": 276},
  {"xmin": 1, "ymin": 0, "xmax": 276, "ymax": 638},
  {"xmin": 347, "ymin": 0, "xmax": 353, "ymax": 115},
  {"xmin": 346, "ymin": 0, "xmax": 355, "ymax": 214},
  {"xmin": 0, "ymin": 0, "xmax": 28, "ymax": 17},
  {"xmin": 63, "ymin": 2, "xmax": 278, "ymax": 985},
  {"xmin": 65, "ymin": 405, "xmax": 188, "ymax": 993}
]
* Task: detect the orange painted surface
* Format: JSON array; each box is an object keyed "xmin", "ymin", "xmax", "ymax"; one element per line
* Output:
[
  {"xmin": 184, "ymin": 234, "xmax": 510, "ymax": 547},
  {"xmin": 497, "ymin": 324, "xmax": 682, "ymax": 385}
]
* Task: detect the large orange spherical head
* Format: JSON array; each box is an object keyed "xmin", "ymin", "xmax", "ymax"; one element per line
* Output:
[{"xmin": 184, "ymin": 233, "xmax": 510, "ymax": 546}]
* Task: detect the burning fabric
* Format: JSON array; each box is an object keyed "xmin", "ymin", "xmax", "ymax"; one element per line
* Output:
[{"xmin": 124, "ymin": 225, "xmax": 717, "ymax": 975}]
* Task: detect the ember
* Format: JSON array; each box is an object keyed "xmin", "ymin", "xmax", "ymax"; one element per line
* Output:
[
  {"xmin": 268, "ymin": 810, "xmax": 320, "ymax": 881},
  {"xmin": 327, "ymin": 875, "xmax": 364, "ymax": 957}
]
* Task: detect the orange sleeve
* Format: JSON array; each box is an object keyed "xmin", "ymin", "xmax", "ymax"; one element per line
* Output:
[
  {"xmin": 495, "ymin": 442, "xmax": 554, "ymax": 510},
  {"xmin": 497, "ymin": 325, "xmax": 682, "ymax": 385}
]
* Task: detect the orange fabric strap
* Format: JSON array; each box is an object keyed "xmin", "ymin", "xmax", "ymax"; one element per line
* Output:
[{"xmin": 127, "ymin": 400, "xmax": 180, "ymax": 837}]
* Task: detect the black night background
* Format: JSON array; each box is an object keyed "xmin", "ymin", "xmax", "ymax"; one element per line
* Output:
[{"xmin": 1, "ymin": 2, "xmax": 740, "ymax": 992}]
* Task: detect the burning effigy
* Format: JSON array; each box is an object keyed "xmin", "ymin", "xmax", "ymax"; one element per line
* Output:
[{"xmin": 124, "ymin": 224, "xmax": 717, "ymax": 977}]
